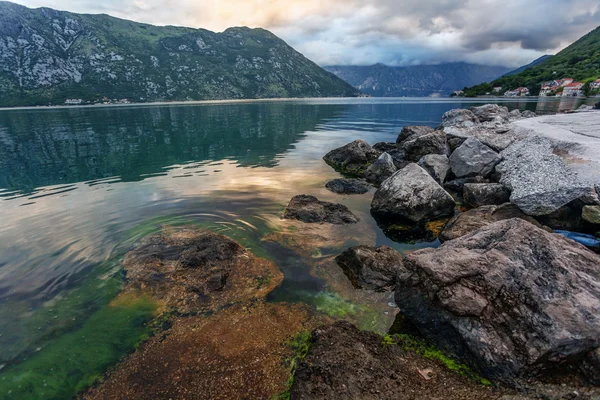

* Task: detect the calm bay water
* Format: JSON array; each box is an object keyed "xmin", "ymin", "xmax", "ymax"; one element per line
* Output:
[{"xmin": 0, "ymin": 96, "xmax": 594, "ymax": 398}]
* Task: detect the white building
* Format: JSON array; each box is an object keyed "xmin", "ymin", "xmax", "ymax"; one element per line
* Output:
[
  {"xmin": 64, "ymin": 99, "xmax": 83, "ymax": 105},
  {"xmin": 562, "ymin": 82, "xmax": 584, "ymax": 97}
]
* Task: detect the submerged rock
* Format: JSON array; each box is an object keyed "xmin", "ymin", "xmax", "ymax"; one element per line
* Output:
[
  {"xmin": 335, "ymin": 245, "xmax": 405, "ymax": 292},
  {"xmin": 365, "ymin": 152, "xmax": 397, "ymax": 185},
  {"xmin": 463, "ymin": 183, "xmax": 510, "ymax": 207},
  {"xmin": 439, "ymin": 203, "xmax": 543, "ymax": 242},
  {"xmin": 449, "ymin": 138, "xmax": 502, "ymax": 178},
  {"xmin": 323, "ymin": 140, "xmax": 381, "ymax": 177},
  {"xmin": 371, "ymin": 163, "xmax": 456, "ymax": 223},
  {"xmin": 122, "ymin": 228, "xmax": 283, "ymax": 314},
  {"xmin": 497, "ymin": 136, "xmax": 591, "ymax": 216},
  {"xmin": 396, "ymin": 126, "xmax": 447, "ymax": 162},
  {"xmin": 418, "ymin": 154, "xmax": 450, "ymax": 184},
  {"xmin": 290, "ymin": 321, "xmax": 501, "ymax": 400},
  {"xmin": 284, "ymin": 195, "xmax": 359, "ymax": 224},
  {"xmin": 396, "ymin": 218, "xmax": 600, "ymax": 381},
  {"xmin": 325, "ymin": 178, "xmax": 370, "ymax": 195}
]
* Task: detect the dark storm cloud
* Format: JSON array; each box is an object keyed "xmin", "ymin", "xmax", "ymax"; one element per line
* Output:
[{"xmin": 11, "ymin": 0, "xmax": 600, "ymax": 67}]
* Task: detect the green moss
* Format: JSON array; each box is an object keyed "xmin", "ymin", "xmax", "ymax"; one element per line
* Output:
[
  {"xmin": 273, "ymin": 330, "xmax": 313, "ymax": 400},
  {"xmin": 382, "ymin": 334, "xmax": 492, "ymax": 386},
  {"xmin": 0, "ymin": 295, "xmax": 157, "ymax": 400},
  {"xmin": 312, "ymin": 292, "xmax": 386, "ymax": 332}
]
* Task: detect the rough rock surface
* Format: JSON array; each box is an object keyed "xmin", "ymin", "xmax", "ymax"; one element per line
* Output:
[
  {"xmin": 396, "ymin": 126, "xmax": 447, "ymax": 161},
  {"xmin": 323, "ymin": 140, "xmax": 382, "ymax": 177},
  {"xmin": 510, "ymin": 109, "xmax": 522, "ymax": 120},
  {"xmin": 371, "ymin": 163, "xmax": 456, "ymax": 223},
  {"xmin": 470, "ymin": 104, "xmax": 510, "ymax": 125},
  {"xmin": 583, "ymin": 205, "xmax": 600, "ymax": 225},
  {"xmin": 284, "ymin": 195, "xmax": 359, "ymax": 224},
  {"xmin": 366, "ymin": 152, "xmax": 397, "ymax": 185},
  {"xmin": 372, "ymin": 142, "xmax": 397, "ymax": 152},
  {"xmin": 439, "ymin": 203, "xmax": 543, "ymax": 242},
  {"xmin": 463, "ymin": 183, "xmax": 510, "ymax": 207},
  {"xmin": 445, "ymin": 126, "xmax": 520, "ymax": 153},
  {"xmin": 335, "ymin": 245, "xmax": 404, "ymax": 292},
  {"xmin": 418, "ymin": 154, "xmax": 450, "ymax": 184},
  {"xmin": 441, "ymin": 108, "xmax": 480, "ymax": 128},
  {"xmin": 522, "ymin": 110, "xmax": 537, "ymax": 118},
  {"xmin": 496, "ymin": 136, "xmax": 591, "ymax": 216},
  {"xmin": 396, "ymin": 218, "xmax": 600, "ymax": 381},
  {"xmin": 444, "ymin": 176, "xmax": 488, "ymax": 195},
  {"xmin": 325, "ymin": 178, "xmax": 370, "ymax": 195},
  {"xmin": 122, "ymin": 228, "xmax": 283, "ymax": 314},
  {"xmin": 290, "ymin": 321, "xmax": 502, "ymax": 400},
  {"xmin": 449, "ymin": 138, "xmax": 502, "ymax": 178}
]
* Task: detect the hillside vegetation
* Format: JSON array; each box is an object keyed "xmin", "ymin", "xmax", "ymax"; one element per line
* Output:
[
  {"xmin": 0, "ymin": 1, "xmax": 358, "ymax": 107},
  {"xmin": 464, "ymin": 26, "xmax": 600, "ymax": 96}
]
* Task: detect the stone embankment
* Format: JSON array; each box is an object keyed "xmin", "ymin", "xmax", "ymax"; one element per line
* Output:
[{"xmin": 294, "ymin": 104, "xmax": 600, "ymax": 398}]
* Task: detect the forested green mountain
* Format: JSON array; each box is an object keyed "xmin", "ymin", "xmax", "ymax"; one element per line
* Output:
[
  {"xmin": 502, "ymin": 55, "xmax": 553, "ymax": 77},
  {"xmin": 0, "ymin": 1, "xmax": 358, "ymax": 107},
  {"xmin": 464, "ymin": 26, "xmax": 600, "ymax": 96},
  {"xmin": 325, "ymin": 62, "xmax": 511, "ymax": 97}
]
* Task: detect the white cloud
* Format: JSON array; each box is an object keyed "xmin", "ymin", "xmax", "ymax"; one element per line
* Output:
[{"xmin": 10, "ymin": 0, "xmax": 600, "ymax": 67}]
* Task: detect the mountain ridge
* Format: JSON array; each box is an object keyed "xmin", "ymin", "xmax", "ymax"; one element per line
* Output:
[
  {"xmin": 0, "ymin": 1, "xmax": 359, "ymax": 107},
  {"xmin": 324, "ymin": 62, "xmax": 511, "ymax": 97}
]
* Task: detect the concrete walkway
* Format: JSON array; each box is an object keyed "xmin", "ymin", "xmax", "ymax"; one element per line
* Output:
[{"xmin": 512, "ymin": 111, "xmax": 600, "ymax": 187}]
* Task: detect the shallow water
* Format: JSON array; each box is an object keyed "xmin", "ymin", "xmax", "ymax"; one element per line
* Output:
[{"xmin": 0, "ymin": 96, "xmax": 594, "ymax": 398}]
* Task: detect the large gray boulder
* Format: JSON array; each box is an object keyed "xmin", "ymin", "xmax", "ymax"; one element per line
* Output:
[
  {"xmin": 283, "ymin": 195, "xmax": 359, "ymax": 224},
  {"xmin": 463, "ymin": 183, "xmax": 510, "ymax": 207},
  {"xmin": 365, "ymin": 152, "xmax": 397, "ymax": 185},
  {"xmin": 441, "ymin": 108, "xmax": 480, "ymax": 128},
  {"xmin": 323, "ymin": 140, "xmax": 381, "ymax": 177},
  {"xmin": 371, "ymin": 163, "xmax": 456, "ymax": 223},
  {"xmin": 439, "ymin": 203, "xmax": 544, "ymax": 242},
  {"xmin": 470, "ymin": 104, "xmax": 510, "ymax": 125},
  {"xmin": 396, "ymin": 126, "xmax": 447, "ymax": 162},
  {"xmin": 496, "ymin": 136, "xmax": 591, "ymax": 216},
  {"xmin": 396, "ymin": 218, "xmax": 600, "ymax": 381},
  {"xmin": 445, "ymin": 126, "xmax": 520, "ymax": 153},
  {"xmin": 335, "ymin": 245, "xmax": 405, "ymax": 292},
  {"xmin": 418, "ymin": 154, "xmax": 450, "ymax": 184},
  {"xmin": 449, "ymin": 138, "xmax": 502, "ymax": 178}
]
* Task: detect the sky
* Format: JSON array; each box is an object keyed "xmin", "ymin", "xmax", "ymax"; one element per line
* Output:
[{"xmin": 10, "ymin": 0, "xmax": 600, "ymax": 68}]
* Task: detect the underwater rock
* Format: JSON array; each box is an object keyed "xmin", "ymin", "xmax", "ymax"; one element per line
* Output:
[
  {"xmin": 335, "ymin": 246, "xmax": 405, "ymax": 292},
  {"xmin": 283, "ymin": 195, "xmax": 359, "ymax": 224},
  {"xmin": 325, "ymin": 178, "xmax": 370, "ymax": 195},
  {"xmin": 396, "ymin": 218, "xmax": 600, "ymax": 382},
  {"xmin": 323, "ymin": 140, "xmax": 381, "ymax": 177},
  {"xmin": 290, "ymin": 321, "xmax": 501, "ymax": 400},
  {"xmin": 121, "ymin": 228, "xmax": 283, "ymax": 314}
]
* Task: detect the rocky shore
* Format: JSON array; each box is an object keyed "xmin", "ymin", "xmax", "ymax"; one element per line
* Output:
[
  {"xmin": 288, "ymin": 104, "xmax": 600, "ymax": 398},
  {"xmin": 82, "ymin": 105, "xmax": 600, "ymax": 399}
]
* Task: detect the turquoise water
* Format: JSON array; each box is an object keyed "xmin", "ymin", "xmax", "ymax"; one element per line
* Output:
[{"xmin": 0, "ymin": 96, "xmax": 593, "ymax": 398}]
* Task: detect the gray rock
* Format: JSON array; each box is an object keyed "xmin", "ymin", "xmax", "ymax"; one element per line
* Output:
[
  {"xmin": 449, "ymin": 138, "xmax": 502, "ymax": 178},
  {"xmin": 439, "ymin": 203, "xmax": 544, "ymax": 242},
  {"xmin": 444, "ymin": 176, "xmax": 488, "ymax": 195},
  {"xmin": 509, "ymin": 109, "xmax": 522, "ymax": 120},
  {"xmin": 371, "ymin": 163, "xmax": 456, "ymax": 223},
  {"xmin": 335, "ymin": 245, "xmax": 405, "ymax": 292},
  {"xmin": 323, "ymin": 140, "xmax": 382, "ymax": 177},
  {"xmin": 418, "ymin": 154, "xmax": 450, "ymax": 184},
  {"xmin": 470, "ymin": 104, "xmax": 510, "ymax": 124},
  {"xmin": 496, "ymin": 136, "xmax": 591, "ymax": 216},
  {"xmin": 283, "ymin": 195, "xmax": 359, "ymax": 224},
  {"xmin": 583, "ymin": 205, "xmax": 600, "ymax": 225},
  {"xmin": 441, "ymin": 108, "xmax": 480, "ymax": 128},
  {"xmin": 325, "ymin": 179, "xmax": 370, "ymax": 195},
  {"xmin": 396, "ymin": 218, "xmax": 600, "ymax": 381},
  {"xmin": 396, "ymin": 126, "xmax": 447, "ymax": 162},
  {"xmin": 444, "ymin": 126, "xmax": 520, "ymax": 153},
  {"xmin": 463, "ymin": 183, "xmax": 510, "ymax": 207},
  {"xmin": 521, "ymin": 110, "xmax": 537, "ymax": 118},
  {"xmin": 365, "ymin": 152, "xmax": 397, "ymax": 185},
  {"xmin": 372, "ymin": 142, "xmax": 396, "ymax": 152}
]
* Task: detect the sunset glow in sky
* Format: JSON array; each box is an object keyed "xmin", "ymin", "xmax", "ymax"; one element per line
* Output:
[{"xmin": 11, "ymin": 0, "xmax": 600, "ymax": 67}]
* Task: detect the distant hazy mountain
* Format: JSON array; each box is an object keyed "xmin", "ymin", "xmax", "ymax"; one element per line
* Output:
[
  {"xmin": 324, "ymin": 63, "xmax": 512, "ymax": 97},
  {"xmin": 0, "ymin": 1, "xmax": 358, "ymax": 107},
  {"xmin": 503, "ymin": 55, "xmax": 553, "ymax": 77}
]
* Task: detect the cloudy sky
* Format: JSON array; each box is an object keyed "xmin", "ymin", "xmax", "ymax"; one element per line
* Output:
[{"xmin": 11, "ymin": 0, "xmax": 600, "ymax": 68}]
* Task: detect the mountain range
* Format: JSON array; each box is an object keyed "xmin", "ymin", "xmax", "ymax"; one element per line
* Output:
[
  {"xmin": 502, "ymin": 55, "xmax": 553, "ymax": 77},
  {"xmin": 0, "ymin": 1, "xmax": 358, "ymax": 107},
  {"xmin": 324, "ymin": 63, "xmax": 512, "ymax": 97}
]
